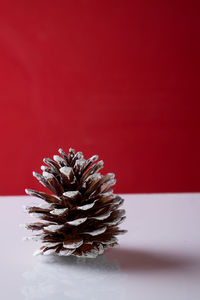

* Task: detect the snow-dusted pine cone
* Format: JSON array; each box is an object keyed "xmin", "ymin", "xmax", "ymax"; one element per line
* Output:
[{"xmin": 24, "ymin": 148, "xmax": 126, "ymax": 258}]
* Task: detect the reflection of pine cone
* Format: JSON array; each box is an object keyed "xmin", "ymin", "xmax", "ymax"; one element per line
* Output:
[{"xmin": 24, "ymin": 148, "xmax": 126, "ymax": 258}]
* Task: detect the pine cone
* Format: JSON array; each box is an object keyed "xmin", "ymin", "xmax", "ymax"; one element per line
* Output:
[{"xmin": 24, "ymin": 148, "xmax": 126, "ymax": 258}]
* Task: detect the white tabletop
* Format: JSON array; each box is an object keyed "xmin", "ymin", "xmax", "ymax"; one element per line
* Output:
[{"xmin": 0, "ymin": 193, "xmax": 200, "ymax": 300}]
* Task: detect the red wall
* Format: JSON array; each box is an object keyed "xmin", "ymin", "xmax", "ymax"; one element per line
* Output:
[{"xmin": 0, "ymin": 1, "xmax": 200, "ymax": 195}]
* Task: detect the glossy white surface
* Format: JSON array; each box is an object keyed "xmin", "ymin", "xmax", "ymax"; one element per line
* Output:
[{"xmin": 0, "ymin": 194, "xmax": 200, "ymax": 299}]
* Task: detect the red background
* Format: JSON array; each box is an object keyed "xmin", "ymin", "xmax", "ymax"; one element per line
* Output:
[{"xmin": 0, "ymin": 1, "xmax": 199, "ymax": 195}]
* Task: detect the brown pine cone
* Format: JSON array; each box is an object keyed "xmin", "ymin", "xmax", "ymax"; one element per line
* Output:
[{"xmin": 24, "ymin": 148, "xmax": 126, "ymax": 258}]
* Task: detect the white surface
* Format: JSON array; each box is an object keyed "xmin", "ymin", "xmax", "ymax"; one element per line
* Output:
[{"xmin": 0, "ymin": 193, "xmax": 200, "ymax": 300}]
